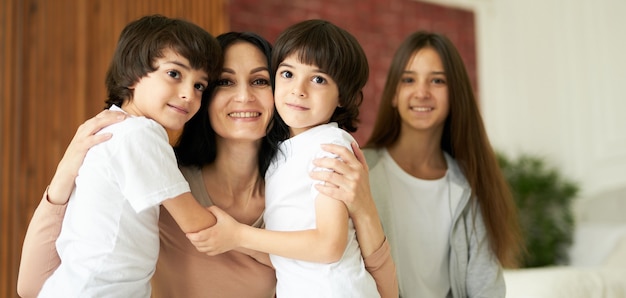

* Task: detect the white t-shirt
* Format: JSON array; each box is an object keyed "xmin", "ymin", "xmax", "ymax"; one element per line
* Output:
[
  {"xmin": 371, "ymin": 149, "xmax": 460, "ymax": 298},
  {"xmin": 264, "ymin": 123, "xmax": 380, "ymax": 298},
  {"xmin": 39, "ymin": 106, "xmax": 190, "ymax": 298}
]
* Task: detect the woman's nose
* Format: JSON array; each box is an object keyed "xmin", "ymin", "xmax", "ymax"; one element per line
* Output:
[{"xmin": 234, "ymin": 85, "xmax": 255, "ymax": 102}]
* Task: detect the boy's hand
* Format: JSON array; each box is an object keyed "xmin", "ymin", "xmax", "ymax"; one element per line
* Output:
[{"xmin": 186, "ymin": 205, "xmax": 243, "ymax": 255}]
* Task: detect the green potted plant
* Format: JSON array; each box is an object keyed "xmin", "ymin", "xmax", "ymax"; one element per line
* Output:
[{"xmin": 497, "ymin": 153, "xmax": 579, "ymax": 268}]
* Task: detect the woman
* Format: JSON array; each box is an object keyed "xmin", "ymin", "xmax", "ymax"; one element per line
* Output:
[
  {"xmin": 18, "ymin": 32, "xmax": 396, "ymax": 298},
  {"xmin": 361, "ymin": 31, "xmax": 523, "ymax": 297}
]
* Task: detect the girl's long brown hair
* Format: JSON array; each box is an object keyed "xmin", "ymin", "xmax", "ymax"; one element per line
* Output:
[{"xmin": 366, "ymin": 31, "xmax": 523, "ymax": 267}]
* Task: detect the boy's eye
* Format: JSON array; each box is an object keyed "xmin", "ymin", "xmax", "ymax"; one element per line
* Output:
[
  {"xmin": 312, "ymin": 76, "xmax": 326, "ymax": 84},
  {"xmin": 280, "ymin": 71, "xmax": 293, "ymax": 79},
  {"xmin": 194, "ymin": 83, "xmax": 206, "ymax": 91},
  {"xmin": 167, "ymin": 70, "xmax": 181, "ymax": 79}
]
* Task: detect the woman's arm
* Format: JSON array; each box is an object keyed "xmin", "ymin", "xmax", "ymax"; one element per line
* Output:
[
  {"xmin": 361, "ymin": 238, "xmax": 398, "ymax": 298},
  {"xmin": 17, "ymin": 191, "xmax": 67, "ymax": 298},
  {"xmin": 48, "ymin": 110, "xmax": 127, "ymax": 204},
  {"xmin": 17, "ymin": 110, "xmax": 126, "ymax": 297},
  {"xmin": 311, "ymin": 142, "xmax": 399, "ymax": 298},
  {"xmin": 310, "ymin": 143, "xmax": 385, "ymax": 256}
]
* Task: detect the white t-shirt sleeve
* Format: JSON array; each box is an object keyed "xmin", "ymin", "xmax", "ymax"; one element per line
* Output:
[
  {"xmin": 110, "ymin": 119, "xmax": 190, "ymax": 213},
  {"xmin": 308, "ymin": 126, "xmax": 354, "ymax": 194}
]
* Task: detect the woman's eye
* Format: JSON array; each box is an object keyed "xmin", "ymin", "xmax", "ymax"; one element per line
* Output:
[
  {"xmin": 217, "ymin": 79, "xmax": 232, "ymax": 86},
  {"xmin": 312, "ymin": 76, "xmax": 326, "ymax": 84},
  {"xmin": 280, "ymin": 71, "xmax": 293, "ymax": 79},
  {"xmin": 195, "ymin": 83, "xmax": 206, "ymax": 91},
  {"xmin": 167, "ymin": 70, "xmax": 181, "ymax": 79},
  {"xmin": 252, "ymin": 78, "xmax": 270, "ymax": 86}
]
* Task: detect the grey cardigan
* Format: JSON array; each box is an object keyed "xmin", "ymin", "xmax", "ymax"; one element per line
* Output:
[{"xmin": 363, "ymin": 148, "xmax": 505, "ymax": 298}]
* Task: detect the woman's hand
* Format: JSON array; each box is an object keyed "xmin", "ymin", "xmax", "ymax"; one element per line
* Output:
[
  {"xmin": 311, "ymin": 142, "xmax": 385, "ymax": 257},
  {"xmin": 310, "ymin": 142, "xmax": 374, "ymax": 217},
  {"xmin": 47, "ymin": 110, "xmax": 127, "ymax": 204},
  {"xmin": 186, "ymin": 206, "xmax": 244, "ymax": 256}
]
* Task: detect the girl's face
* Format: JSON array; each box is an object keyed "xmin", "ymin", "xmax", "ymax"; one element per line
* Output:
[
  {"xmin": 124, "ymin": 48, "xmax": 208, "ymax": 131},
  {"xmin": 209, "ymin": 41, "xmax": 274, "ymax": 143},
  {"xmin": 274, "ymin": 54, "xmax": 340, "ymax": 137},
  {"xmin": 393, "ymin": 47, "xmax": 449, "ymax": 135}
]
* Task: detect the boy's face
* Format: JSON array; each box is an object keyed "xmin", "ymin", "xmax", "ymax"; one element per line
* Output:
[
  {"xmin": 274, "ymin": 54, "xmax": 339, "ymax": 137},
  {"xmin": 122, "ymin": 48, "xmax": 209, "ymax": 131}
]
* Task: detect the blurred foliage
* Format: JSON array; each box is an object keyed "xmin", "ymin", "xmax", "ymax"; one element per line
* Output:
[{"xmin": 498, "ymin": 153, "xmax": 579, "ymax": 268}]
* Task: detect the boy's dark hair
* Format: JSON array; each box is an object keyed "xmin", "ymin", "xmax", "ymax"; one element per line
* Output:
[
  {"xmin": 174, "ymin": 31, "xmax": 276, "ymax": 178},
  {"xmin": 104, "ymin": 14, "xmax": 222, "ymax": 108},
  {"xmin": 268, "ymin": 19, "xmax": 369, "ymax": 143}
]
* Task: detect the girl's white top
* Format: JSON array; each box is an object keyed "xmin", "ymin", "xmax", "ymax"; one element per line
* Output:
[{"xmin": 371, "ymin": 149, "xmax": 461, "ymax": 297}]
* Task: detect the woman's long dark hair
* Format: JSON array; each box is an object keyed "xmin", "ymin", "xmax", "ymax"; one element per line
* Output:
[{"xmin": 174, "ymin": 32, "xmax": 275, "ymax": 178}]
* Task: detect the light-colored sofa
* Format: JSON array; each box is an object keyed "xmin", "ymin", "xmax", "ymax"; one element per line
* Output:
[{"xmin": 504, "ymin": 188, "xmax": 626, "ymax": 298}]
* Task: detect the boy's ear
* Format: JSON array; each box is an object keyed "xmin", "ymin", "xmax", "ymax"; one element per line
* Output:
[{"xmin": 128, "ymin": 80, "xmax": 139, "ymax": 90}]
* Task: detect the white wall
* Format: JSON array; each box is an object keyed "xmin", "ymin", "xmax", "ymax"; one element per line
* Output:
[{"xmin": 420, "ymin": 0, "xmax": 626, "ymax": 219}]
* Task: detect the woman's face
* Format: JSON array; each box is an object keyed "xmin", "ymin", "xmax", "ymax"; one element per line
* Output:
[
  {"xmin": 209, "ymin": 41, "xmax": 274, "ymax": 142},
  {"xmin": 393, "ymin": 47, "xmax": 449, "ymax": 135}
]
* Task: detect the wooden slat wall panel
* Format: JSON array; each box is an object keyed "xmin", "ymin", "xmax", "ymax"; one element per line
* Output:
[
  {"xmin": 0, "ymin": 1, "xmax": 227, "ymax": 297},
  {"xmin": 1, "ymin": 0, "xmax": 20, "ymax": 296}
]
